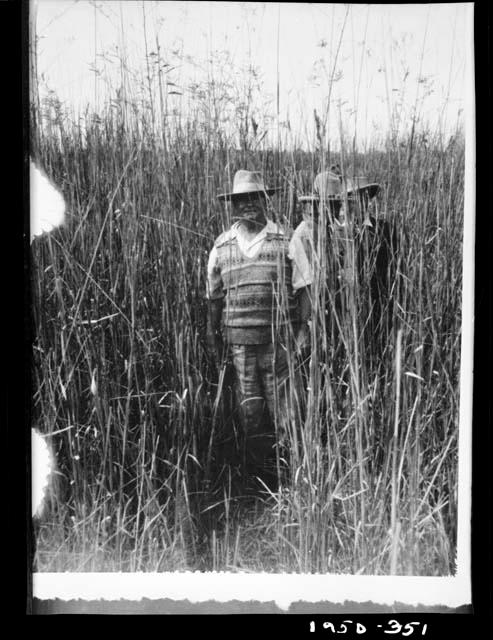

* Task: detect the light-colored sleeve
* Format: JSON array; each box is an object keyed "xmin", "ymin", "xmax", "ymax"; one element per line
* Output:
[
  {"xmin": 289, "ymin": 230, "xmax": 313, "ymax": 291},
  {"xmin": 206, "ymin": 245, "xmax": 224, "ymax": 299}
]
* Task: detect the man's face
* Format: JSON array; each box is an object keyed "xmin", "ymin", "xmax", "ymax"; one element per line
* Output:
[
  {"xmin": 301, "ymin": 200, "xmax": 319, "ymax": 222},
  {"xmin": 327, "ymin": 199, "xmax": 343, "ymax": 222},
  {"xmin": 342, "ymin": 192, "xmax": 369, "ymax": 221},
  {"xmin": 231, "ymin": 193, "xmax": 267, "ymax": 226}
]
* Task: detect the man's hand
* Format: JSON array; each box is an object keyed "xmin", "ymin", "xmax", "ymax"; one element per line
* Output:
[
  {"xmin": 207, "ymin": 298, "xmax": 226, "ymax": 368},
  {"xmin": 206, "ymin": 330, "xmax": 228, "ymax": 369},
  {"xmin": 295, "ymin": 323, "xmax": 310, "ymax": 357},
  {"xmin": 338, "ymin": 266, "xmax": 354, "ymax": 287},
  {"xmin": 295, "ymin": 286, "xmax": 311, "ymax": 358}
]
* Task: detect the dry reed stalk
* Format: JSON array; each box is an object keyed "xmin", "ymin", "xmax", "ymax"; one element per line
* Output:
[{"xmin": 390, "ymin": 328, "xmax": 403, "ymax": 573}]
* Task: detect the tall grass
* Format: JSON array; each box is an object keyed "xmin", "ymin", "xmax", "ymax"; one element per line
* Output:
[{"xmin": 31, "ymin": 41, "xmax": 464, "ymax": 575}]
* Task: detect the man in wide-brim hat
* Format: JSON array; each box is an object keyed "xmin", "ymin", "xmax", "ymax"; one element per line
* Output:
[
  {"xmin": 293, "ymin": 168, "xmax": 397, "ymax": 371},
  {"xmin": 206, "ymin": 169, "xmax": 312, "ymax": 489},
  {"xmin": 294, "ymin": 170, "xmax": 376, "ymax": 310},
  {"xmin": 297, "ymin": 171, "xmax": 380, "ymax": 224}
]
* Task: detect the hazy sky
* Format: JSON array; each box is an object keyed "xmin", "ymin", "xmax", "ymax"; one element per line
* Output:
[{"xmin": 33, "ymin": 1, "xmax": 473, "ymax": 147}]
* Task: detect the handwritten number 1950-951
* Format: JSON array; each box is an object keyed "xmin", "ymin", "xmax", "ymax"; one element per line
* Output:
[{"xmin": 309, "ymin": 620, "xmax": 428, "ymax": 635}]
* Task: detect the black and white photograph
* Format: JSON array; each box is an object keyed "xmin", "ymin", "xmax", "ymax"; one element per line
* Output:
[{"xmin": 29, "ymin": 0, "xmax": 475, "ymax": 612}]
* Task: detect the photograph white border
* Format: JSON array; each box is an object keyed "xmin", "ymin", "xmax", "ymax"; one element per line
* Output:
[{"xmin": 31, "ymin": 3, "xmax": 475, "ymax": 610}]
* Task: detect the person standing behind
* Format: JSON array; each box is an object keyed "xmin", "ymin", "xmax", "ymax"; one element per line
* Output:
[
  {"xmin": 293, "ymin": 169, "xmax": 397, "ymax": 427},
  {"xmin": 339, "ymin": 175, "xmax": 397, "ymax": 364},
  {"xmin": 294, "ymin": 169, "xmax": 396, "ymax": 357},
  {"xmin": 206, "ymin": 170, "xmax": 312, "ymax": 490}
]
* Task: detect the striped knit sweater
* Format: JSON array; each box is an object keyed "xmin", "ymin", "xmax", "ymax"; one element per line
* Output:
[{"xmin": 216, "ymin": 231, "xmax": 298, "ymax": 344}]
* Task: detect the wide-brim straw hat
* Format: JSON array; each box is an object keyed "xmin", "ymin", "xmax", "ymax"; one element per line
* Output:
[
  {"xmin": 217, "ymin": 169, "xmax": 280, "ymax": 201},
  {"xmin": 298, "ymin": 171, "xmax": 380, "ymax": 202},
  {"xmin": 345, "ymin": 176, "xmax": 380, "ymax": 199},
  {"xmin": 298, "ymin": 171, "xmax": 342, "ymax": 203}
]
